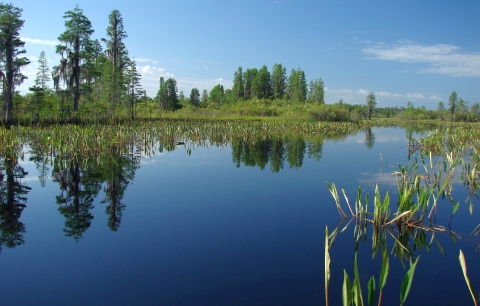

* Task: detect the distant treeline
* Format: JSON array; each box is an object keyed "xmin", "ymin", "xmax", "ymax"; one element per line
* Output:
[{"xmin": 0, "ymin": 3, "xmax": 478, "ymax": 124}]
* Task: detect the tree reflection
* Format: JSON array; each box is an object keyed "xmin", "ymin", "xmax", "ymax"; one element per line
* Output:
[
  {"xmin": 286, "ymin": 135, "xmax": 306, "ymax": 169},
  {"xmin": 231, "ymin": 135, "xmax": 322, "ymax": 172},
  {"xmin": 0, "ymin": 156, "xmax": 31, "ymax": 253},
  {"xmin": 99, "ymin": 148, "xmax": 140, "ymax": 231},
  {"xmin": 52, "ymin": 158, "xmax": 102, "ymax": 241},
  {"xmin": 364, "ymin": 128, "xmax": 375, "ymax": 149}
]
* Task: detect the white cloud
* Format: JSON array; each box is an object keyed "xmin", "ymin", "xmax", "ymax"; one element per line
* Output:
[
  {"xmin": 325, "ymin": 87, "xmax": 442, "ymax": 105},
  {"xmin": 406, "ymin": 93, "xmax": 425, "ymax": 99},
  {"xmin": 356, "ymin": 89, "xmax": 369, "ymax": 95},
  {"xmin": 363, "ymin": 42, "xmax": 480, "ymax": 77},
  {"xmin": 21, "ymin": 37, "xmax": 58, "ymax": 46},
  {"xmin": 137, "ymin": 64, "xmax": 232, "ymax": 97},
  {"xmin": 134, "ymin": 58, "xmax": 155, "ymax": 63},
  {"xmin": 376, "ymin": 91, "xmax": 401, "ymax": 98}
]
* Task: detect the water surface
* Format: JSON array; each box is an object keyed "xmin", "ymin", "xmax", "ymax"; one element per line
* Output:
[{"xmin": 0, "ymin": 126, "xmax": 478, "ymax": 305}]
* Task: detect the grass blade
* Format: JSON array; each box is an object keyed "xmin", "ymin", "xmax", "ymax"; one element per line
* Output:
[
  {"xmin": 459, "ymin": 250, "xmax": 478, "ymax": 306},
  {"xmin": 400, "ymin": 256, "xmax": 420, "ymax": 305},
  {"xmin": 368, "ymin": 276, "xmax": 376, "ymax": 306},
  {"xmin": 343, "ymin": 270, "xmax": 352, "ymax": 306},
  {"xmin": 353, "ymin": 253, "xmax": 364, "ymax": 306},
  {"xmin": 325, "ymin": 226, "xmax": 331, "ymax": 306}
]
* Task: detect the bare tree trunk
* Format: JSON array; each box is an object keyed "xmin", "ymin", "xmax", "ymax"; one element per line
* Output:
[{"xmin": 5, "ymin": 35, "xmax": 14, "ymax": 126}]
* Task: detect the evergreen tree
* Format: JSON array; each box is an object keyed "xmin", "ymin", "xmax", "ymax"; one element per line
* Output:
[
  {"xmin": 81, "ymin": 39, "xmax": 104, "ymax": 104},
  {"xmin": 209, "ymin": 84, "xmax": 224, "ymax": 104},
  {"xmin": 200, "ymin": 89, "xmax": 208, "ymax": 107},
  {"xmin": 251, "ymin": 65, "xmax": 271, "ymax": 99},
  {"xmin": 55, "ymin": 5, "xmax": 94, "ymax": 113},
  {"xmin": 448, "ymin": 91, "xmax": 457, "ymax": 118},
  {"xmin": 124, "ymin": 60, "xmax": 142, "ymax": 119},
  {"xmin": 308, "ymin": 78, "xmax": 324, "ymax": 103},
  {"xmin": 189, "ymin": 87, "xmax": 200, "ymax": 106},
  {"xmin": 243, "ymin": 68, "xmax": 257, "ymax": 100},
  {"xmin": 0, "ymin": 3, "xmax": 30, "ymax": 125},
  {"xmin": 102, "ymin": 9, "xmax": 129, "ymax": 108},
  {"xmin": 271, "ymin": 63, "xmax": 286, "ymax": 100},
  {"xmin": 156, "ymin": 76, "xmax": 167, "ymax": 109},
  {"xmin": 286, "ymin": 68, "xmax": 307, "ymax": 102},
  {"xmin": 164, "ymin": 78, "xmax": 179, "ymax": 110},
  {"xmin": 36, "ymin": 51, "xmax": 50, "ymax": 90},
  {"xmin": 437, "ymin": 101, "xmax": 445, "ymax": 120},
  {"xmin": 365, "ymin": 92, "xmax": 376, "ymax": 120},
  {"xmin": 232, "ymin": 67, "xmax": 243, "ymax": 100}
]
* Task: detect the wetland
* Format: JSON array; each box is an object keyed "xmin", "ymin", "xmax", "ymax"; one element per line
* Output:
[{"xmin": 0, "ymin": 120, "xmax": 478, "ymax": 305}]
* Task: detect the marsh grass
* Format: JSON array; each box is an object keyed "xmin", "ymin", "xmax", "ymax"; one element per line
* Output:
[{"xmin": 326, "ymin": 126, "xmax": 480, "ymax": 305}]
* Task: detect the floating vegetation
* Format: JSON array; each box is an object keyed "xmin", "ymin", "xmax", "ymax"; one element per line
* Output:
[{"xmin": 0, "ymin": 118, "xmax": 400, "ymax": 162}]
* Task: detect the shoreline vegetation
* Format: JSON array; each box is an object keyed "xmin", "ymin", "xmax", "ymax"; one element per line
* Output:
[
  {"xmin": 1, "ymin": 2, "xmax": 479, "ymax": 305},
  {"xmin": 0, "ymin": 4, "xmax": 479, "ymax": 126}
]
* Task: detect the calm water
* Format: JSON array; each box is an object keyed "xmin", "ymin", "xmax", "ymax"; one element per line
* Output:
[{"xmin": 0, "ymin": 127, "xmax": 478, "ymax": 305}]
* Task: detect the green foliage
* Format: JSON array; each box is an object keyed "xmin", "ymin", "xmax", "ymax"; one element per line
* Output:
[
  {"xmin": 209, "ymin": 84, "xmax": 224, "ymax": 105},
  {"xmin": 365, "ymin": 92, "xmax": 376, "ymax": 120},
  {"xmin": 232, "ymin": 67, "xmax": 244, "ymax": 100},
  {"xmin": 399, "ymin": 256, "xmax": 419, "ymax": 305},
  {"xmin": 189, "ymin": 88, "xmax": 200, "ymax": 107},
  {"xmin": 243, "ymin": 68, "xmax": 258, "ymax": 100},
  {"xmin": 308, "ymin": 78, "xmax": 325, "ymax": 103},
  {"xmin": 164, "ymin": 78, "xmax": 179, "ymax": 110},
  {"xmin": 271, "ymin": 63, "xmax": 287, "ymax": 100},
  {"xmin": 286, "ymin": 68, "xmax": 307, "ymax": 102},
  {"xmin": 55, "ymin": 5, "xmax": 94, "ymax": 113},
  {"xmin": 448, "ymin": 91, "xmax": 457, "ymax": 115},
  {"xmin": 251, "ymin": 65, "xmax": 272, "ymax": 99},
  {"xmin": 0, "ymin": 3, "xmax": 30, "ymax": 124}
]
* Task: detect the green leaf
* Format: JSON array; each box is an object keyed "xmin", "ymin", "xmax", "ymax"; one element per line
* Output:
[
  {"xmin": 400, "ymin": 256, "xmax": 420, "ymax": 305},
  {"xmin": 353, "ymin": 253, "xmax": 364, "ymax": 306},
  {"xmin": 325, "ymin": 227, "xmax": 331, "ymax": 306},
  {"xmin": 367, "ymin": 276, "xmax": 376, "ymax": 306},
  {"xmin": 342, "ymin": 270, "xmax": 352, "ymax": 306},
  {"xmin": 434, "ymin": 236, "xmax": 444, "ymax": 255},
  {"xmin": 452, "ymin": 201, "xmax": 460, "ymax": 215},
  {"xmin": 379, "ymin": 247, "xmax": 389, "ymax": 290},
  {"xmin": 459, "ymin": 250, "xmax": 478, "ymax": 306}
]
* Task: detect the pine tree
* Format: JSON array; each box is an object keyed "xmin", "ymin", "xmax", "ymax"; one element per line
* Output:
[
  {"xmin": 189, "ymin": 88, "xmax": 200, "ymax": 106},
  {"xmin": 366, "ymin": 92, "xmax": 376, "ymax": 120},
  {"xmin": 271, "ymin": 63, "xmax": 286, "ymax": 100},
  {"xmin": 308, "ymin": 78, "xmax": 324, "ymax": 103},
  {"xmin": 286, "ymin": 68, "xmax": 307, "ymax": 102},
  {"xmin": 164, "ymin": 78, "xmax": 179, "ymax": 110},
  {"xmin": 232, "ymin": 67, "xmax": 243, "ymax": 100},
  {"xmin": 0, "ymin": 3, "xmax": 30, "ymax": 125},
  {"xmin": 102, "ymin": 9, "xmax": 129, "ymax": 108},
  {"xmin": 36, "ymin": 51, "xmax": 50, "ymax": 91},
  {"xmin": 156, "ymin": 76, "xmax": 167, "ymax": 109},
  {"xmin": 124, "ymin": 60, "xmax": 142, "ymax": 120},
  {"xmin": 55, "ymin": 5, "xmax": 94, "ymax": 114}
]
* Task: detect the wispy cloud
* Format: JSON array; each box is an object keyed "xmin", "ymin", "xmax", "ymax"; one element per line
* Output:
[
  {"xmin": 325, "ymin": 87, "xmax": 442, "ymax": 105},
  {"xmin": 21, "ymin": 37, "xmax": 58, "ymax": 46},
  {"xmin": 137, "ymin": 64, "xmax": 232, "ymax": 97},
  {"xmin": 134, "ymin": 58, "xmax": 155, "ymax": 63},
  {"xmin": 363, "ymin": 42, "xmax": 480, "ymax": 77}
]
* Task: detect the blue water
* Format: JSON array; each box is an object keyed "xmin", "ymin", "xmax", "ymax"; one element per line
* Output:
[{"xmin": 0, "ymin": 127, "xmax": 478, "ymax": 305}]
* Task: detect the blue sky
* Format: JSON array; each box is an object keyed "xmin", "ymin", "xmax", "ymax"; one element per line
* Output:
[{"xmin": 13, "ymin": 0, "xmax": 480, "ymax": 108}]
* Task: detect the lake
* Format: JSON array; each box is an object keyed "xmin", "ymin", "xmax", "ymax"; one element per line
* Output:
[{"xmin": 0, "ymin": 125, "xmax": 478, "ymax": 305}]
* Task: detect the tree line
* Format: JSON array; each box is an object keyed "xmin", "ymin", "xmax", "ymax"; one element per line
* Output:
[
  {"xmin": 178, "ymin": 65, "xmax": 325, "ymax": 110},
  {"xmin": 0, "ymin": 2, "xmax": 478, "ymax": 124},
  {"xmin": 0, "ymin": 3, "xmax": 143, "ymax": 124}
]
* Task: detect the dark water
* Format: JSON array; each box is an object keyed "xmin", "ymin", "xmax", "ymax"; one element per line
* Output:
[{"xmin": 0, "ymin": 127, "xmax": 478, "ymax": 305}]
